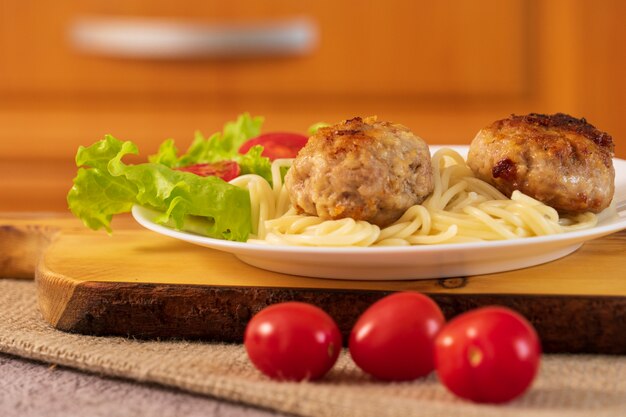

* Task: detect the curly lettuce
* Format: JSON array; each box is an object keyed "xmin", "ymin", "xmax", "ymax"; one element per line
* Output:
[
  {"xmin": 67, "ymin": 114, "xmax": 266, "ymax": 241},
  {"xmin": 148, "ymin": 113, "xmax": 272, "ymax": 182}
]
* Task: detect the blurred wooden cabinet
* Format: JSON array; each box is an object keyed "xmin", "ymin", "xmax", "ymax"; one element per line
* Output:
[
  {"xmin": 1, "ymin": 0, "xmax": 527, "ymax": 98},
  {"xmin": 1, "ymin": 0, "xmax": 625, "ymax": 210}
]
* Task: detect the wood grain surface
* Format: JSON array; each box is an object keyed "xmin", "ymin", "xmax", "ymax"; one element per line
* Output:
[
  {"xmin": 1, "ymin": 214, "xmax": 622, "ymax": 354},
  {"xmin": 3, "ymin": 1, "xmax": 626, "ymax": 212}
]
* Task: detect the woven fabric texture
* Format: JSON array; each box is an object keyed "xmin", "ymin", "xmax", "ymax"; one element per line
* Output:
[{"xmin": 1, "ymin": 279, "xmax": 625, "ymax": 417}]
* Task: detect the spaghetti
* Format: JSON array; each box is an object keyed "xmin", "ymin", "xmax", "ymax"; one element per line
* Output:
[{"xmin": 231, "ymin": 148, "xmax": 597, "ymax": 247}]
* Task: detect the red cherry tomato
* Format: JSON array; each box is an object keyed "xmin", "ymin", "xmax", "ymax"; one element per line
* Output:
[
  {"xmin": 349, "ymin": 292, "xmax": 446, "ymax": 381},
  {"xmin": 244, "ymin": 302, "xmax": 342, "ymax": 381},
  {"xmin": 239, "ymin": 132, "xmax": 308, "ymax": 160},
  {"xmin": 434, "ymin": 306, "xmax": 541, "ymax": 403},
  {"xmin": 175, "ymin": 160, "xmax": 240, "ymax": 181}
]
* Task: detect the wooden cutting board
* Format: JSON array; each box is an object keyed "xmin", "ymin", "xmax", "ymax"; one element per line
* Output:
[{"xmin": 2, "ymin": 214, "xmax": 626, "ymax": 354}]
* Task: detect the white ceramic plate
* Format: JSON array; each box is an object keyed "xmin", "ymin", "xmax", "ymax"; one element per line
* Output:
[{"xmin": 132, "ymin": 146, "xmax": 626, "ymax": 280}]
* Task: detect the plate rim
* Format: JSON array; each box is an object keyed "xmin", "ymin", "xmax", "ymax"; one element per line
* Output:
[{"xmin": 132, "ymin": 204, "xmax": 626, "ymax": 254}]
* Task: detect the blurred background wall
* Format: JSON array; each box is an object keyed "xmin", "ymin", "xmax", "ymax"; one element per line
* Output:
[{"xmin": 1, "ymin": 0, "xmax": 624, "ymax": 211}]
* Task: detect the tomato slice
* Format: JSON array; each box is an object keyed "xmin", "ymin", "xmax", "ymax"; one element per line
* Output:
[
  {"xmin": 239, "ymin": 132, "xmax": 308, "ymax": 160},
  {"xmin": 175, "ymin": 160, "xmax": 240, "ymax": 181}
]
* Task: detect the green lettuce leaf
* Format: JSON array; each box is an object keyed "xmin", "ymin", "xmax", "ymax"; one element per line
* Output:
[
  {"xmin": 148, "ymin": 113, "xmax": 272, "ymax": 182},
  {"xmin": 148, "ymin": 138, "xmax": 179, "ymax": 167},
  {"xmin": 236, "ymin": 144, "xmax": 272, "ymax": 179},
  {"xmin": 308, "ymin": 121, "xmax": 330, "ymax": 135},
  {"xmin": 67, "ymin": 135, "xmax": 252, "ymax": 241}
]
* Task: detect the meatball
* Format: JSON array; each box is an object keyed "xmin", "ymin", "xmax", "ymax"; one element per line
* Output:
[
  {"xmin": 285, "ymin": 116, "xmax": 433, "ymax": 227},
  {"xmin": 467, "ymin": 113, "xmax": 615, "ymax": 213}
]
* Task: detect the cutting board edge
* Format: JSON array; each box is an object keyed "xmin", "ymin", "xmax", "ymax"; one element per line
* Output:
[
  {"xmin": 36, "ymin": 275, "xmax": 626, "ymax": 354},
  {"xmin": 36, "ymin": 259, "xmax": 80, "ymax": 328}
]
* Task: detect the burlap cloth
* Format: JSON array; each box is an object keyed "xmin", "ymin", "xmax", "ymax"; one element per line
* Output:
[{"xmin": 1, "ymin": 279, "xmax": 625, "ymax": 417}]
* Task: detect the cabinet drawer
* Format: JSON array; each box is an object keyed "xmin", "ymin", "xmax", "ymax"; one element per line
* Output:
[{"xmin": 0, "ymin": 0, "xmax": 529, "ymax": 98}]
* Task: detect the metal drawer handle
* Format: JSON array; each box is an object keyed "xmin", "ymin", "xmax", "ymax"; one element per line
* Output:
[{"xmin": 69, "ymin": 17, "xmax": 317, "ymax": 59}]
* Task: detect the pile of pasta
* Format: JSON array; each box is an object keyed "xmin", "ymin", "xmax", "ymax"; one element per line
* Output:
[{"xmin": 229, "ymin": 148, "xmax": 597, "ymax": 247}]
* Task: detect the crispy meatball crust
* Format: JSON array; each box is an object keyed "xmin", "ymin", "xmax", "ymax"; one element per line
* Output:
[
  {"xmin": 467, "ymin": 113, "xmax": 615, "ymax": 213},
  {"xmin": 285, "ymin": 117, "xmax": 434, "ymax": 227}
]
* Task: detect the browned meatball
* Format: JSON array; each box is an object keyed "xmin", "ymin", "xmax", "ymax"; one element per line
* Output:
[
  {"xmin": 467, "ymin": 113, "xmax": 615, "ymax": 213},
  {"xmin": 284, "ymin": 116, "xmax": 433, "ymax": 227}
]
